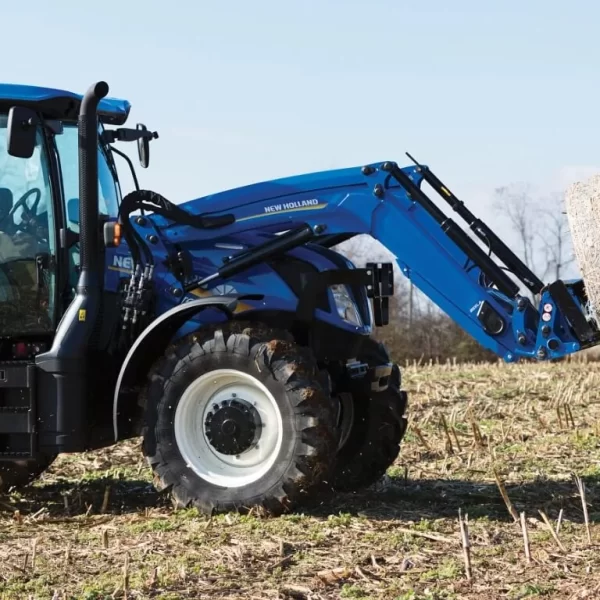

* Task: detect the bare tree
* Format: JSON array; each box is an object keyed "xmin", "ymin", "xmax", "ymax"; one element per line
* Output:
[
  {"xmin": 493, "ymin": 183, "xmax": 539, "ymax": 274},
  {"xmin": 536, "ymin": 192, "xmax": 575, "ymax": 281}
]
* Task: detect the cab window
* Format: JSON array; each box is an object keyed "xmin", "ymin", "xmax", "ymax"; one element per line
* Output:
[
  {"xmin": 54, "ymin": 124, "xmax": 119, "ymax": 233},
  {"xmin": 0, "ymin": 114, "xmax": 57, "ymax": 333}
]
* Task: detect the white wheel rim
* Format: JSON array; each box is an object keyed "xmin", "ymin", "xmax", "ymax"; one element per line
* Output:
[{"xmin": 173, "ymin": 369, "xmax": 283, "ymax": 488}]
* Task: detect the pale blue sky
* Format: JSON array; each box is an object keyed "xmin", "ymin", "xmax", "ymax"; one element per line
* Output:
[{"xmin": 3, "ymin": 0, "xmax": 599, "ymax": 268}]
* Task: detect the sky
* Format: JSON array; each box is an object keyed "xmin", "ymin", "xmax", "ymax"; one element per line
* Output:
[{"xmin": 3, "ymin": 0, "xmax": 600, "ymax": 275}]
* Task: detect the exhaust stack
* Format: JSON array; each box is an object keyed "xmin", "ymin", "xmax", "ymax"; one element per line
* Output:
[
  {"xmin": 78, "ymin": 81, "xmax": 109, "ymax": 288},
  {"xmin": 36, "ymin": 81, "xmax": 109, "ymax": 452}
]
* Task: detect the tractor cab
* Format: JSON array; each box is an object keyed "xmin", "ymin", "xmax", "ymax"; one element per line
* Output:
[
  {"xmin": 0, "ymin": 85, "xmax": 156, "ymax": 336},
  {"xmin": 0, "ymin": 83, "xmax": 158, "ymax": 484}
]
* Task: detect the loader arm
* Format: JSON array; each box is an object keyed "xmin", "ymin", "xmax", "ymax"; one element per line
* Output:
[{"xmin": 148, "ymin": 160, "xmax": 599, "ymax": 362}]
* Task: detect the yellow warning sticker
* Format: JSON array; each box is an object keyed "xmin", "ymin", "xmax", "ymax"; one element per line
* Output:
[{"xmin": 78, "ymin": 309, "xmax": 86, "ymax": 322}]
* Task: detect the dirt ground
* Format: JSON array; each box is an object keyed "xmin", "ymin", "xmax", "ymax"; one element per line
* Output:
[{"xmin": 0, "ymin": 359, "xmax": 599, "ymax": 599}]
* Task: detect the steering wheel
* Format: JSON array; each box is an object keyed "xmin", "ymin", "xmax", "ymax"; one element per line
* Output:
[{"xmin": 2, "ymin": 188, "xmax": 45, "ymax": 239}]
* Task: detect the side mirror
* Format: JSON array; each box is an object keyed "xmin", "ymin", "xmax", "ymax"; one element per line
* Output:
[
  {"xmin": 66, "ymin": 197, "xmax": 79, "ymax": 225},
  {"xmin": 7, "ymin": 106, "xmax": 38, "ymax": 158},
  {"xmin": 137, "ymin": 123, "xmax": 150, "ymax": 168}
]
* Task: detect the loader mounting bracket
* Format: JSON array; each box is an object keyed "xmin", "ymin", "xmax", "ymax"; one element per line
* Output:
[
  {"xmin": 366, "ymin": 262, "xmax": 394, "ymax": 326},
  {"xmin": 295, "ymin": 262, "xmax": 394, "ymax": 327}
]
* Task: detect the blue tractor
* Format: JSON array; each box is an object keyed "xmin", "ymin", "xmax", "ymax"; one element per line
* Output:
[{"xmin": 0, "ymin": 81, "xmax": 597, "ymax": 515}]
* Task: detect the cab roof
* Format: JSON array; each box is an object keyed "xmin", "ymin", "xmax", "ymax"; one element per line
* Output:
[{"xmin": 0, "ymin": 83, "xmax": 131, "ymax": 125}]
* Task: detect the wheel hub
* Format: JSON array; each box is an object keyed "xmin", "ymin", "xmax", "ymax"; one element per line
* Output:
[{"xmin": 204, "ymin": 398, "xmax": 261, "ymax": 455}]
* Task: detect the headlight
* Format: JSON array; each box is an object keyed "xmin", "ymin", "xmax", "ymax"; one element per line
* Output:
[{"xmin": 330, "ymin": 284, "xmax": 362, "ymax": 327}]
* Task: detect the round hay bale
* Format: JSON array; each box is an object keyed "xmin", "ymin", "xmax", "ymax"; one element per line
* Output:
[{"xmin": 565, "ymin": 174, "xmax": 600, "ymax": 322}]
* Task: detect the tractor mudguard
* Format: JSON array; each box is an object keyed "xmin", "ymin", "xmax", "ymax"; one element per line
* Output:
[{"xmin": 112, "ymin": 295, "xmax": 239, "ymax": 440}]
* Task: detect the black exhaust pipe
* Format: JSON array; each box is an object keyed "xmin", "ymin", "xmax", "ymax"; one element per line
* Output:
[
  {"xmin": 36, "ymin": 82, "xmax": 109, "ymax": 453},
  {"xmin": 78, "ymin": 81, "xmax": 108, "ymax": 287}
]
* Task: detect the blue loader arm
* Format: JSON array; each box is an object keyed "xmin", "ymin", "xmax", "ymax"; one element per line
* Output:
[{"xmin": 153, "ymin": 159, "xmax": 599, "ymax": 362}]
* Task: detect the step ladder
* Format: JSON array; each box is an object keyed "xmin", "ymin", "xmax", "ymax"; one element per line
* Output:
[{"xmin": 0, "ymin": 361, "xmax": 36, "ymax": 459}]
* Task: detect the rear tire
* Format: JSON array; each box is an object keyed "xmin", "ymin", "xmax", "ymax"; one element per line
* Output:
[
  {"xmin": 141, "ymin": 323, "xmax": 337, "ymax": 516},
  {"xmin": 329, "ymin": 363, "xmax": 407, "ymax": 493}
]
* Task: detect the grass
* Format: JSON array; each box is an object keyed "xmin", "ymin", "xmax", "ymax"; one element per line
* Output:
[{"xmin": 0, "ymin": 359, "xmax": 599, "ymax": 599}]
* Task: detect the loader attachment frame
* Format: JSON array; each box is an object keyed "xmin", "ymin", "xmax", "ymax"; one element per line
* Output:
[{"xmin": 149, "ymin": 159, "xmax": 599, "ymax": 363}]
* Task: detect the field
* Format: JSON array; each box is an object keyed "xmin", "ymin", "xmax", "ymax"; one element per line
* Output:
[{"xmin": 1, "ymin": 360, "xmax": 599, "ymax": 600}]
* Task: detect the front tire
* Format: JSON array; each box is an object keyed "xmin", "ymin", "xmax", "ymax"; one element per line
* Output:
[
  {"xmin": 141, "ymin": 324, "xmax": 337, "ymax": 516},
  {"xmin": 329, "ymin": 362, "xmax": 408, "ymax": 493}
]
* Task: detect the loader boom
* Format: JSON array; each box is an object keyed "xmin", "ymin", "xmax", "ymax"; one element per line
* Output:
[{"xmin": 149, "ymin": 160, "xmax": 598, "ymax": 362}]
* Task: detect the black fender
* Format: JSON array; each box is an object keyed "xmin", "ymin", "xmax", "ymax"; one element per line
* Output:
[{"xmin": 112, "ymin": 295, "xmax": 240, "ymax": 441}]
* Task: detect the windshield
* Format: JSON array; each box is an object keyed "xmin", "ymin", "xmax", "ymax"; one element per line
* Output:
[
  {"xmin": 0, "ymin": 114, "xmax": 56, "ymax": 333},
  {"xmin": 55, "ymin": 124, "xmax": 120, "ymax": 232}
]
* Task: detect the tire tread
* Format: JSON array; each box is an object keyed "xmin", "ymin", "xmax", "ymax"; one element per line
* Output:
[{"xmin": 141, "ymin": 322, "xmax": 336, "ymax": 516}]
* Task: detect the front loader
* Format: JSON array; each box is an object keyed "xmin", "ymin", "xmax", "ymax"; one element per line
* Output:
[{"xmin": 0, "ymin": 80, "xmax": 597, "ymax": 516}]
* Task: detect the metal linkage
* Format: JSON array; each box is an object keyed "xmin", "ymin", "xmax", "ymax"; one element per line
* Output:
[
  {"xmin": 405, "ymin": 152, "xmax": 544, "ymax": 295},
  {"xmin": 381, "ymin": 161, "xmax": 521, "ymax": 299}
]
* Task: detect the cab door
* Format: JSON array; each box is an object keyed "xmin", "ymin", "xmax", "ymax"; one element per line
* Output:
[{"xmin": 0, "ymin": 114, "xmax": 58, "ymax": 336}]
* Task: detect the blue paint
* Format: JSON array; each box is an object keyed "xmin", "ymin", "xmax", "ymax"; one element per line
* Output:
[{"xmin": 0, "ymin": 83, "xmax": 130, "ymax": 124}]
